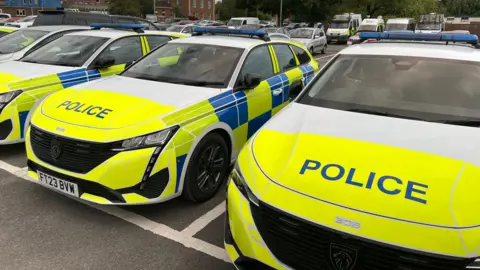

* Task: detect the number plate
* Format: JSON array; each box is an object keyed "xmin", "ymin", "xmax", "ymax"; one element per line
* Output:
[{"xmin": 38, "ymin": 171, "xmax": 79, "ymax": 197}]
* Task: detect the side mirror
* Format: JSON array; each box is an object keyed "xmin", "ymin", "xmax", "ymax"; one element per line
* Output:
[
  {"xmin": 93, "ymin": 55, "xmax": 115, "ymax": 69},
  {"xmin": 241, "ymin": 73, "xmax": 262, "ymax": 90}
]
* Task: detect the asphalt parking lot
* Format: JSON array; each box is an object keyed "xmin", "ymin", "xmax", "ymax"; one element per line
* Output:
[{"xmin": 0, "ymin": 44, "xmax": 345, "ymax": 270}]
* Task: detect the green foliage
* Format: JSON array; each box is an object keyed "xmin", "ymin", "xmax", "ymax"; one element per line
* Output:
[
  {"xmin": 445, "ymin": 0, "xmax": 480, "ymax": 16},
  {"xmin": 108, "ymin": 0, "xmax": 142, "ymax": 17},
  {"xmin": 215, "ymin": 0, "xmax": 245, "ymax": 21}
]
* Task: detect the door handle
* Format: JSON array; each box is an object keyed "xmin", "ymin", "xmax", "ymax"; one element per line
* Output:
[{"xmin": 272, "ymin": 89, "xmax": 283, "ymax": 96}]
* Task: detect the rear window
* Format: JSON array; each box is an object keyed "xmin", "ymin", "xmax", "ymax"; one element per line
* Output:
[
  {"xmin": 33, "ymin": 12, "xmax": 64, "ymax": 26},
  {"xmin": 298, "ymin": 55, "xmax": 480, "ymax": 124}
]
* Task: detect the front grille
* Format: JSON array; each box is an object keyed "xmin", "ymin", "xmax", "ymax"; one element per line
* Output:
[
  {"xmin": 29, "ymin": 125, "xmax": 118, "ymax": 174},
  {"xmin": 251, "ymin": 202, "xmax": 474, "ymax": 270}
]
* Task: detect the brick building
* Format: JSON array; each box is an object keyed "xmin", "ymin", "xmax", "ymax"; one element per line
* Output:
[
  {"xmin": 177, "ymin": 0, "xmax": 214, "ymax": 20},
  {"xmin": 0, "ymin": 0, "xmax": 61, "ymax": 17},
  {"xmin": 62, "ymin": 0, "xmax": 108, "ymax": 12},
  {"xmin": 154, "ymin": 0, "xmax": 173, "ymax": 20}
]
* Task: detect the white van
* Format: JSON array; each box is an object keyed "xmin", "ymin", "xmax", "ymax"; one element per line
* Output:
[
  {"xmin": 385, "ymin": 18, "xmax": 416, "ymax": 32},
  {"xmin": 347, "ymin": 17, "xmax": 385, "ymax": 46},
  {"xmin": 227, "ymin": 17, "xmax": 260, "ymax": 29}
]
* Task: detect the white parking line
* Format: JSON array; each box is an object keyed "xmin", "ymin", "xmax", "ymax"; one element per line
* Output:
[
  {"xmin": 182, "ymin": 202, "xmax": 226, "ymax": 237},
  {"xmin": 0, "ymin": 160, "xmax": 231, "ymax": 263}
]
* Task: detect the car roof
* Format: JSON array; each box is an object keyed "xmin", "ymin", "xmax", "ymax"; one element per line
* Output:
[
  {"xmin": 27, "ymin": 25, "xmax": 90, "ymax": 32},
  {"xmin": 170, "ymin": 35, "xmax": 265, "ymax": 48},
  {"xmin": 341, "ymin": 42, "xmax": 480, "ymax": 62},
  {"xmin": 65, "ymin": 28, "xmax": 173, "ymax": 39},
  {"xmin": 387, "ymin": 18, "xmax": 413, "ymax": 23}
]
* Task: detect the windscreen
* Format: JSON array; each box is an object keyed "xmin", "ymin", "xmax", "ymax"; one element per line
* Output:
[
  {"xmin": 166, "ymin": 25, "xmax": 184, "ymax": 32},
  {"xmin": 386, "ymin": 23, "xmax": 408, "ymax": 31},
  {"xmin": 122, "ymin": 43, "xmax": 244, "ymax": 88},
  {"xmin": 21, "ymin": 35, "xmax": 108, "ymax": 67},
  {"xmin": 228, "ymin": 19, "xmax": 243, "ymax": 26},
  {"xmin": 357, "ymin": 24, "xmax": 377, "ymax": 32},
  {"xmin": 417, "ymin": 23, "xmax": 440, "ymax": 30},
  {"xmin": 330, "ymin": 21, "xmax": 349, "ymax": 28},
  {"xmin": 21, "ymin": 16, "xmax": 36, "ymax": 22},
  {"xmin": 0, "ymin": 29, "xmax": 48, "ymax": 54},
  {"xmin": 297, "ymin": 55, "xmax": 480, "ymax": 124},
  {"xmin": 291, "ymin": 29, "xmax": 313, "ymax": 39},
  {"xmin": 33, "ymin": 12, "xmax": 64, "ymax": 26}
]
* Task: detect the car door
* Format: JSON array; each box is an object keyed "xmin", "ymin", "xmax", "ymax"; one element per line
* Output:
[
  {"xmin": 270, "ymin": 44, "xmax": 305, "ymax": 107},
  {"xmin": 87, "ymin": 36, "xmax": 143, "ymax": 78},
  {"xmin": 233, "ymin": 45, "xmax": 277, "ymax": 144},
  {"xmin": 313, "ymin": 29, "xmax": 321, "ymax": 49},
  {"xmin": 319, "ymin": 29, "xmax": 326, "ymax": 46}
]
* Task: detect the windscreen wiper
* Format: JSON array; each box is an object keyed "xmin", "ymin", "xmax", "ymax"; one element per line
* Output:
[
  {"xmin": 177, "ymin": 81, "xmax": 225, "ymax": 87},
  {"xmin": 346, "ymin": 108, "xmax": 426, "ymax": 121}
]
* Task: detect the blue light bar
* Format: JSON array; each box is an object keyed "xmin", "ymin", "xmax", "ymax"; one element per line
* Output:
[
  {"xmin": 91, "ymin": 23, "xmax": 145, "ymax": 30},
  {"xmin": 192, "ymin": 27, "xmax": 267, "ymax": 37},
  {"xmin": 359, "ymin": 32, "xmax": 479, "ymax": 43}
]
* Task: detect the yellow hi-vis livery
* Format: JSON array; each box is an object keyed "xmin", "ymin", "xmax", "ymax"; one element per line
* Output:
[
  {"xmin": 25, "ymin": 28, "xmax": 319, "ymax": 205},
  {"xmin": 224, "ymin": 37, "xmax": 480, "ymax": 269},
  {"xmin": 0, "ymin": 24, "xmax": 187, "ymax": 145}
]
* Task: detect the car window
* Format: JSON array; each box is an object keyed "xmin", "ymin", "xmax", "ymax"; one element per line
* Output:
[
  {"xmin": 21, "ymin": 35, "xmax": 108, "ymax": 67},
  {"xmin": 272, "ymin": 44, "xmax": 297, "ymax": 72},
  {"xmin": 94, "ymin": 36, "xmax": 143, "ymax": 67},
  {"xmin": 115, "ymin": 17, "xmax": 136, "ymax": 24},
  {"xmin": 139, "ymin": 20, "xmax": 158, "ymax": 30},
  {"xmin": 0, "ymin": 29, "xmax": 49, "ymax": 53},
  {"xmin": 319, "ymin": 30, "xmax": 325, "ymax": 37},
  {"xmin": 291, "ymin": 45, "xmax": 310, "ymax": 65},
  {"xmin": 238, "ymin": 45, "xmax": 274, "ymax": 82},
  {"xmin": 122, "ymin": 43, "xmax": 244, "ymax": 88},
  {"xmin": 145, "ymin": 35, "xmax": 172, "ymax": 50},
  {"xmin": 182, "ymin": 26, "xmax": 193, "ymax": 33},
  {"xmin": 298, "ymin": 55, "xmax": 480, "ymax": 124}
]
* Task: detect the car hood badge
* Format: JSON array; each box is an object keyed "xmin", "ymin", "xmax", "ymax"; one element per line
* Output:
[{"xmin": 330, "ymin": 243, "xmax": 358, "ymax": 270}]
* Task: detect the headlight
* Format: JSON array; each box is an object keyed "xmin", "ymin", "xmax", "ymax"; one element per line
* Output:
[
  {"xmin": 111, "ymin": 125, "xmax": 179, "ymax": 151},
  {"xmin": 0, "ymin": 90, "xmax": 23, "ymax": 111},
  {"xmin": 229, "ymin": 162, "xmax": 259, "ymax": 205}
]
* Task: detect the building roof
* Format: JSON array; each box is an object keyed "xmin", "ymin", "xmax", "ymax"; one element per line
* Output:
[{"xmin": 341, "ymin": 42, "xmax": 480, "ymax": 62}]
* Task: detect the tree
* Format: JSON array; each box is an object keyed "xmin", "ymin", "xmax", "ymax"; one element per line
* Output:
[
  {"xmin": 445, "ymin": 0, "xmax": 480, "ymax": 16},
  {"xmin": 215, "ymin": 0, "xmax": 245, "ymax": 21},
  {"xmin": 140, "ymin": 0, "xmax": 155, "ymax": 17},
  {"xmin": 108, "ymin": 0, "xmax": 142, "ymax": 16}
]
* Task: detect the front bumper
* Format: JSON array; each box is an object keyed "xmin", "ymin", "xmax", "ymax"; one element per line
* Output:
[
  {"xmin": 224, "ymin": 178, "xmax": 477, "ymax": 270},
  {"xmin": 0, "ymin": 104, "xmax": 28, "ymax": 145},
  {"xmin": 25, "ymin": 125, "xmax": 183, "ymax": 205},
  {"xmin": 327, "ymin": 34, "xmax": 349, "ymax": 43}
]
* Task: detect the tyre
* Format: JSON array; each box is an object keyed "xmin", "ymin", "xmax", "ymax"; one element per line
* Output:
[
  {"xmin": 321, "ymin": 44, "xmax": 327, "ymax": 54},
  {"xmin": 182, "ymin": 132, "xmax": 230, "ymax": 203},
  {"xmin": 309, "ymin": 47, "xmax": 314, "ymax": 55}
]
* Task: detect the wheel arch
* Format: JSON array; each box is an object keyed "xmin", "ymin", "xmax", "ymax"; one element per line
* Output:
[{"xmin": 176, "ymin": 122, "xmax": 235, "ymax": 196}]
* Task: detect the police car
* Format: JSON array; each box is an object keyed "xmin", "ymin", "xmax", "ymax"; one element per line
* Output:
[
  {"xmin": 0, "ymin": 23, "xmax": 187, "ymax": 145},
  {"xmin": 0, "ymin": 25, "xmax": 91, "ymax": 63},
  {"xmin": 225, "ymin": 32, "xmax": 480, "ymax": 270},
  {"xmin": 0, "ymin": 26, "xmax": 17, "ymax": 37},
  {"xmin": 25, "ymin": 27, "xmax": 319, "ymax": 205}
]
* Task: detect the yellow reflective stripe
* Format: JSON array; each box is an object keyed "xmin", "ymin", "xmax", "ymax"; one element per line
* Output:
[
  {"xmin": 157, "ymin": 55, "xmax": 180, "ymax": 66},
  {"xmin": 143, "ymin": 36, "xmax": 151, "ymax": 53},
  {"xmin": 289, "ymin": 45, "xmax": 300, "ymax": 66},
  {"xmin": 140, "ymin": 36, "xmax": 148, "ymax": 55},
  {"xmin": 268, "ymin": 45, "xmax": 279, "ymax": 74}
]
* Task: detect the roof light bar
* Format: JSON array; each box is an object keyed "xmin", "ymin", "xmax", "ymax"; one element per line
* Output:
[
  {"xmin": 90, "ymin": 23, "xmax": 145, "ymax": 33},
  {"xmin": 192, "ymin": 27, "xmax": 269, "ymax": 41},
  {"xmin": 359, "ymin": 32, "xmax": 479, "ymax": 44}
]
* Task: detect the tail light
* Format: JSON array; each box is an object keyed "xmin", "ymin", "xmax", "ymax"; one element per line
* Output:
[{"xmin": 366, "ymin": 39, "xmax": 377, "ymax": 43}]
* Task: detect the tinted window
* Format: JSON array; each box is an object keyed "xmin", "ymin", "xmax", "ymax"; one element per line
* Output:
[
  {"xmin": 33, "ymin": 13, "xmax": 64, "ymax": 25},
  {"xmin": 145, "ymin": 35, "xmax": 171, "ymax": 50},
  {"xmin": 116, "ymin": 17, "xmax": 136, "ymax": 24},
  {"xmin": 21, "ymin": 35, "xmax": 108, "ymax": 67},
  {"xmin": 239, "ymin": 46, "xmax": 273, "ymax": 82},
  {"xmin": 95, "ymin": 37, "xmax": 143, "ymax": 66},
  {"xmin": 166, "ymin": 25, "xmax": 184, "ymax": 32},
  {"xmin": 0, "ymin": 29, "xmax": 48, "ymax": 53},
  {"xmin": 291, "ymin": 45, "xmax": 310, "ymax": 65},
  {"xmin": 26, "ymin": 30, "xmax": 83, "ymax": 54},
  {"xmin": 298, "ymin": 55, "xmax": 480, "ymax": 124},
  {"xmin": 123, "ymin": 43, "xmax": 243, "ymax": 88},
  {"xmin": 272, "ymin": 44, "xmax": 296, "ymax": 72}
]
